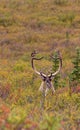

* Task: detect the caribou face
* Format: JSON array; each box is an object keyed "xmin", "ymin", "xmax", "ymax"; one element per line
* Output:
[{"xmin": 42, "ymin": 76, "xmax": 52, "ymax": 88}]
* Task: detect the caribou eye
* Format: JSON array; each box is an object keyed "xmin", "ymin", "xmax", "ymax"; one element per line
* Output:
[
  {"xmin": 43, "ymin": 77, "xmax": 46, "ymax": 81},
  {"xmin": 49, "ymin": 78, "xmax": 51, "ymax": 81}
]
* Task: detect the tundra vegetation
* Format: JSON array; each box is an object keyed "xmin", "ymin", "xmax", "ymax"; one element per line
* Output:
[{"xmin": 0, "ymin": 0, "xmax": 80, "ymax": 130}]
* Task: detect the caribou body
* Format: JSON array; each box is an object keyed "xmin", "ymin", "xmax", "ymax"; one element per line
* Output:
[{"xmin": 31, "ymin": 50, "xmax": 62, "ymax": 96}]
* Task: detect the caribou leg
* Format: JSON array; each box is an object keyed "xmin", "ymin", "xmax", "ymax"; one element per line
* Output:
[
  {"xmin": 51, "ymin": 82, "xmax": 55, "ymax": 95},
  {"xmin": 39, "ymin": 81, "xmax": 44, "ymax": 92}
]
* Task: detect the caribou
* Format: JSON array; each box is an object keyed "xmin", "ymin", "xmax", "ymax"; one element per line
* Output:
[{"xmin": 31, "ymin": 50, "xmax": 62, "ymax": 96}]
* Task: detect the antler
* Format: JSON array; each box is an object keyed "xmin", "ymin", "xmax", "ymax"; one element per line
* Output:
[
  {"xmin": 49, "ymin": 51, "xmax": 62, "ymax": 77},
  {"xmin": 31, "ymin": 51, "xmax": 46, "ymax": 77}
]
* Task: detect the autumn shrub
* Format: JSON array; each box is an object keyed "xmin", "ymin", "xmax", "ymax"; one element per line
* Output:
[
  {"xmin": 58, "ymin": 12, "xmax": 75, "ymax": 26},
  {"xmin": 45, "ymin": 92, "xmax": 80, "ymax": 130},
  {"xmin": 0, "ymin": 84, "xmax": 10, "ymax": 99},
  {"xmin": 0, "ymin": 8, "xmax": 15, "ymax": 27},
  {"xmin": 6, "ymin": 60, "xmax": 33, "ymax": 88},
  {"xmin": 0, "ymin": 103, "xmax": 10, "ymax": 130},
  {"xmin": 54, "ymin": 0, "xmax": 68, "ymax": 5},
  {"xmin": 7, "ymin": 107, "xmax": 26, "ymax": 125},
  {"xmin": 40, "ymin": 113, "xmax": 61, "ymax": 130},
  {"xmin": 13, "ymin": 61, "xmax": 27, "ymax": 72}
]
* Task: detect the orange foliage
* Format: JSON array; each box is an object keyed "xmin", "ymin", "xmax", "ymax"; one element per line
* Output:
[
  {"xmin": 0, "ymin": 104, "xmax": 10, "ymax": 127},
  {"xmin": 56, "ymin": 86, "xmax": 80, "ymax": 95},
  {"xmin": 72, "ymin": 86, "xmax": 80, "ymax": 93}
]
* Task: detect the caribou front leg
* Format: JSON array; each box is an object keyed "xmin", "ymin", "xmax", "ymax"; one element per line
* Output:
[
  {"xmin": 39, "ymin": 81, "xmax": 44, "ymax": 92},
  {"xmin": 45, "ymin": 87, "xmax": 49, "ymax": 96},
  {"xmin": 51, "ymin": 82, "xmax": 55, "ymax": 95}
]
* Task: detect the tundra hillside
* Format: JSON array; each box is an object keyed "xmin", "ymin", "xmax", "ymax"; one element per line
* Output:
[{"xmin": 0, "ymin": 0, "xmax": 80, "ymax": 130}]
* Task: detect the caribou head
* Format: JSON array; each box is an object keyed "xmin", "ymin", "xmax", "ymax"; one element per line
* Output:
[{"xmin": 31, "ymin": 50, "xmax": 62, "ymax": 96}]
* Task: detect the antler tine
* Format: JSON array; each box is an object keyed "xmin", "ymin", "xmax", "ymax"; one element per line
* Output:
[
  {"xmin": 31, "ymin": 50, "xmax": 38, "ymax": 57},
  {"xmin": 50, "ymin": 50, "xmax": 61, "ymax": 59},
  {"xmin": 57, "ymin": 50, "xmax": 62, "ymax": 67},
  {"xmin": 57, "ymin": 50, "xmax": 61, "ymax": 58},
  {"xmin": 49, "ymin": 51, "xmax": 62, "ymax": 77}
]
